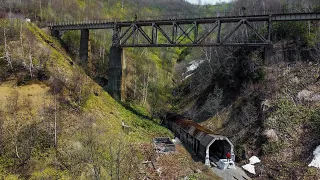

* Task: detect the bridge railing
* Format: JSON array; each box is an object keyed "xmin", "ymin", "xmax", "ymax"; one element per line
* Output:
[{"xmin": 48, "ymin": 8, "xmax": 319, "ymax": 27}]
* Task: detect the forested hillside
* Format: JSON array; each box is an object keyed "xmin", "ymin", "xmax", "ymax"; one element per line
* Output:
[
  {"xmin": 0, "ymin": 0, "xmax": 223, "ymax": 179},
  {"xmin": 0, "ymin": 0, "xmax": 229, "ymax": 115},
  {"xmin": 1, "ymin": 0, "xmax": 320, "ymax": 179},
  {"xmin": 172, "ymin": 0, "xmax": 320, "ymax": 179},
  {"xmin": 0, "ymin": 19, "xmax": 220, "ymax": 179}
]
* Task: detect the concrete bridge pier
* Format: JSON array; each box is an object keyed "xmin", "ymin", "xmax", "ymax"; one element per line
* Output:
[
  {"xmin": 107, "ymin": 46, "xmax": 126, "ymax": 101},
  {"xmin": 51, "ymin": 30, "xmax": 61, "ymax": 39},
  {"xmin": 80, "ymin": 29, "xmax": 89, "ymax": 62},
  {"xmin": 264, "ymin": 44, "xmax": 274, "ymax": 64}
]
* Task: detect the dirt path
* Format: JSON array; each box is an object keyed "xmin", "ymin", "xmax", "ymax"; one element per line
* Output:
[{"xmin": 212, "ymin": 166, "xmax": 251, "ymax": 180}]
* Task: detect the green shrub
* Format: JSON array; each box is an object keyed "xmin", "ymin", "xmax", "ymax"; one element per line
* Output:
[
  {"xmin": 265, "ymin": 99, "xmax": 312, "ymax": 138},
  {"xmin": 234, "ymin": 144, "xmax": 246, "ymax": 161},
  {"xmin": 262, "ymin": 141, "xmax": 283, "ymax": 154},
  {"xmin": 30, "ymin": 167, "xmax": 71, "ymax": 180},
  {"xmin": 273, "ymin": 21, "xmax": 316, "ymax": 46},
  {"xmin": 310, "ymin": 109, "xmax": 320, "ymax": 133}
]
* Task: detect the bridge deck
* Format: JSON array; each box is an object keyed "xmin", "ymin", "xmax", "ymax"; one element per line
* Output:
[{"xmin": 49, "ymin": 12, "xmax": 320, "ymax": 31}]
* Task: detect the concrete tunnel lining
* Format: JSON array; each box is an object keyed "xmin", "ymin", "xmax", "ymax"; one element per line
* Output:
[
  {"xmin": 209, "ymin": 140, "xmax": 232, "ymax": 161},
  {"xmin": 205, "ymin": 136, "xmax": 234, "ymax": 166},
  {"xmin": 163, "ymin": 113, "xmax": 235, "ymax": 166}
]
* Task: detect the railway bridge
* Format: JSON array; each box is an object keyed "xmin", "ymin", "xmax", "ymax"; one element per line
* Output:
[{"xmin": 48, "ymin": 12, "xmax": 320, "ymax": 100}]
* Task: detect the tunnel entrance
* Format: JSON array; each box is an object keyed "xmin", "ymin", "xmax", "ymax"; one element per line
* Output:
[
  {"xmin": 164, "ymin": 113, "xmax": 235, "ymax": 166},
  {"xmin": 209, "ymin": 140, "xmax": 232, "ymax": 162}
]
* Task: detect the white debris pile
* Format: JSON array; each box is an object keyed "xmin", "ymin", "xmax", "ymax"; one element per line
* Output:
[
  {"xmin": 308, "ymin": 145, "xmax": 320, "ymax": 168},
  {"xmin": 242, "ymin": 156, "xmax": 261, "ymax": 175}
]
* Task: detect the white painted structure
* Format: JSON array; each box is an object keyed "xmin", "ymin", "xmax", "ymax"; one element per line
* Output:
[
  {"xmin": 164, "ymin": 114, "xmax": 235, "ymax": 167},
  {"xmin": 217, "ymin": 159, "xmax": 236, "ymax": 170}
]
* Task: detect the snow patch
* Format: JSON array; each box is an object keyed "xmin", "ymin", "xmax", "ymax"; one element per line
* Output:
[
  {"xmin": 186, "ymin": 60, "xmax": 204, "ymax": 72},
  {"xmin": 242, "ymin": 156, "xmax": 261, "ymax": 175},
  {"xmin": 308, "ymin": 145, "xmax": 320, "ymax": 168},
  {"xmin": 249, "ymin": 156, "xmax": 261, "ymax": 165},
  {"xmin": 183, "ymin": 73, "xmax": 194, "ymax": 80},
  {"xmin": 242, "ymin": 164, "xmax": 256, "ymax": 174}
]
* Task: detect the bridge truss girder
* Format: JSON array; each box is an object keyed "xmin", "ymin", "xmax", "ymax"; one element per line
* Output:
[{"xmin": 112, "ymin": 18, "xmax": 272, "ymax": 47}]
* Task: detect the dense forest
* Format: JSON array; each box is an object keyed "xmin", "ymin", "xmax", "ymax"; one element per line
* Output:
[{"xmin": 0, "ymin": 0, "xmax": 320, "ymax": 179}]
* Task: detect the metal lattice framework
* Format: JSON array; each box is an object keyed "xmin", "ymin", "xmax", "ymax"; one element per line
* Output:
[
  {"xmin": 49, "ymin": 12, "xmax": 320, "ymax": 47},
  {"xmin": 112, "ymin": 18, "xmax": 272, "ymax": 47}
]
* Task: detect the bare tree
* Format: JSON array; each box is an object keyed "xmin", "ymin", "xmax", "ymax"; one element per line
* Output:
[
  {"xmin": 39, "ymin": 0, "xmax": 42, "ymax": 18},
  {"xmin": 142, "ymin": 68, "xmax": 150, "ymax": 105},
  {"xmin": 24, "ymin": 29, "xmax": 37, "ymax": 78},
  {"xmin": 0, "ymin": 110, "xmax": 3, "ymax": 154},
  {"xmin": 28, "ymin": 46, "xmax": 33, "ymax": 78},
  {"xmin": 2, "ymin": 28, "xmax": 13, "ymax": 69},
  {"xmin": 20, "ymin": 21, "xmax": 25, "ymax": 59},
  {"xmin": 6, "ymin": 90, "xmax": 20, "ymax": 158},
  {"xmin": 54, "ymin": 93, "xmax": 58, "ymax": 148},
  {"xmin": 105, "ymin": 137, "xmax": 140, "ymax": 180},
  {"xmin": 198, "ymin": 86, "xmax": 223, "ymax": 119},
  {"xmin": 240, "ymin": 101, "xmax": 259, "ymax": 127}
]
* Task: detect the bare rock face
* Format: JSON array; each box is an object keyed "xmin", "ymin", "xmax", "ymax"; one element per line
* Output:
[
  {"xmin": 311, "ymin": 94, "xmax": 320, "ymax": 101},
  {"xmin": 290, "ymin": 76, "xmax": 300, "ymax": 84},
  {"xmin": 297, "ymin": 90, "xmax": 314, "ymax": 101},
  {"xmin": 261, "ymin": 100, "xmax": 271, "ymax": 112},
  {"xmin": 263, "ymin": 129, "xmax": 278, "ymax": 142},
  {"xmin": 297, "ymin": 90, "xmax": 320, "ymax": 102}
]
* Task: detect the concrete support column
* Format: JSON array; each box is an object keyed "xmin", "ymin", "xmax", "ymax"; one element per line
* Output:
[
  {"xmin": 264, "ymin": 44, "xmax": 274, "ymax": 64},
  {"xmin": 107, "ymin": 46, "xmax": 126, "ymax": 101},
  {"xmin": 51, "ymin": 30, "xmax": 61, "ymax": 39},
  {"xmin": 79, "ymin": 29, "xmax": 89, "ymax": 62}
]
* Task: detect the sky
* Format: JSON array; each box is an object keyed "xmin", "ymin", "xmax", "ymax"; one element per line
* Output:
[{"xmin": 186, "ymin": 0, "xmax": 231, "ymax": 5}]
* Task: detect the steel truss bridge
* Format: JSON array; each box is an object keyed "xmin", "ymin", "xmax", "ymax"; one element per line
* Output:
[
  {"xmin": 48, "ymin": 12, "xmax": 320, "ymax": 100},
  {"xmin": 49, "ymin": 12, "xmax": 320, "ymax": 47}
]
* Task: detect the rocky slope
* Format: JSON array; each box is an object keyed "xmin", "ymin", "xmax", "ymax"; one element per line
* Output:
[{"xmin": 173, "ymin": 43, "xmax": 320, "ymax": 179}]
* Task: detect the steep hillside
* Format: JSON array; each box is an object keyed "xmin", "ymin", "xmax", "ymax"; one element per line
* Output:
[
  {"xmin": 173, "ymin": 43, "xmax": 320, "ymax": 179},
  {"xmin": 199, "ymin": 58, "xmax": 320, "ymax": 179},
  {"xmin": 0, "ymin": 20, "xmax": 219, "ymax": 179},
  {"xmin": 0, "ymin": 0, "xmax": 230, "ymax": 115},
  {"xmin": 169, "ymin": 1, "xmax": 320, "ymax": 178},
  {"xmin": 2, "ymin": 0, "xmax": 320, "ymax": 179}
]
